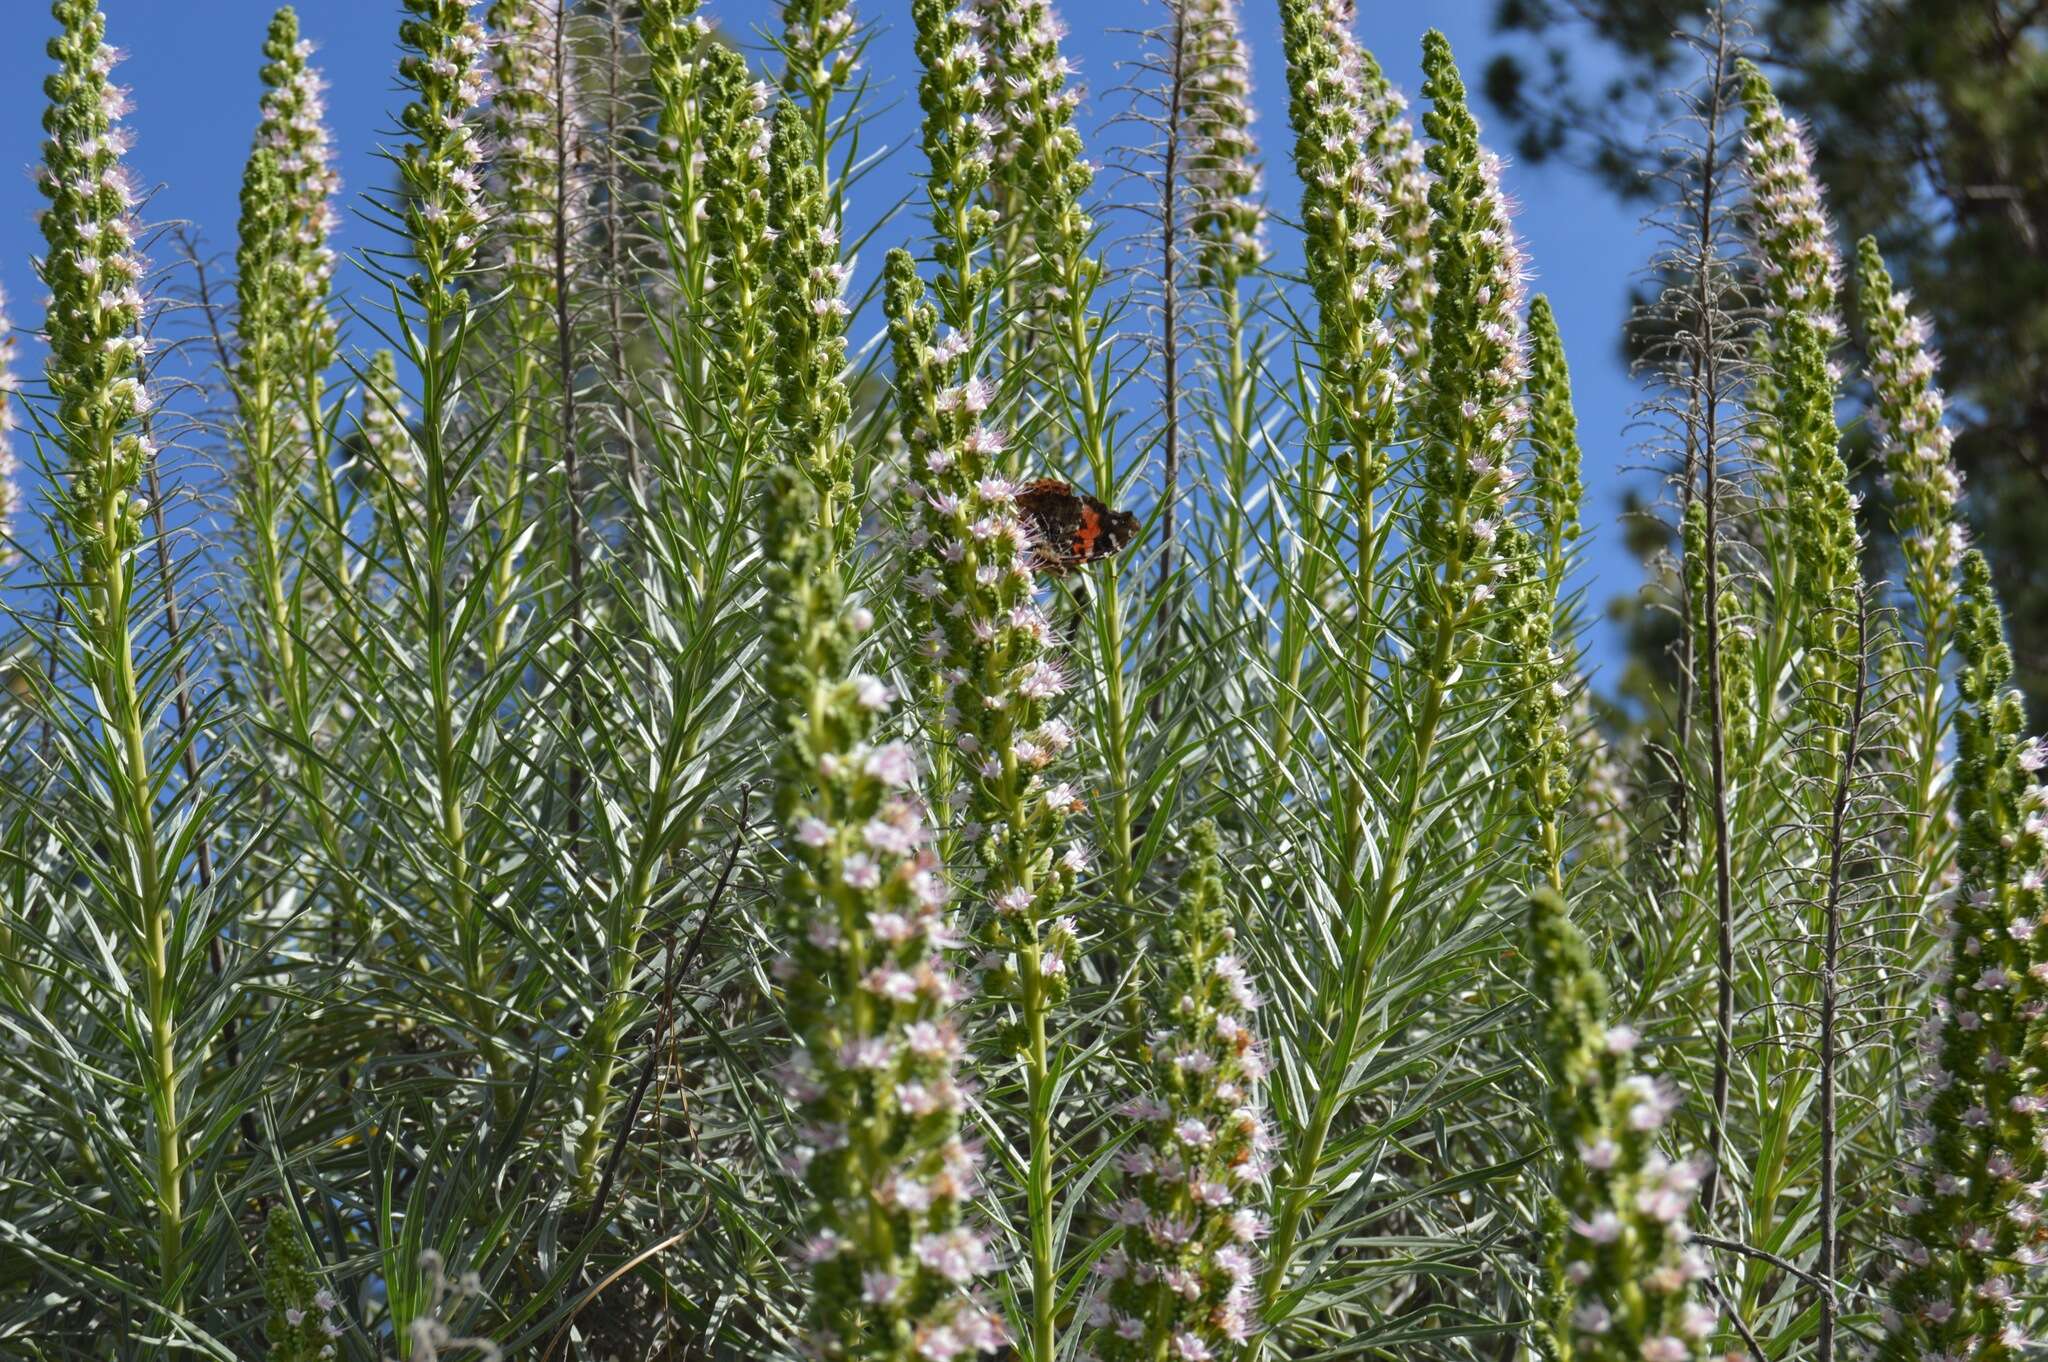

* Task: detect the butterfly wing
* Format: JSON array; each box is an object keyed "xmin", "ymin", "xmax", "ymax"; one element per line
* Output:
[{"xmin": 1015, "ymin": 478, "xmax": 1138, "ymax": 575}]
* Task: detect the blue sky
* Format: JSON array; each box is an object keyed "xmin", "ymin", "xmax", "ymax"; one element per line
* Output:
[{"xmin": 0, "ymin": 0, "xmax": 1654, "ymax": 676}]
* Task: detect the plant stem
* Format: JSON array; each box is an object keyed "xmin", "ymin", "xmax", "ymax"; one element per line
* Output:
[
  {"xmin": 1815, "ymin": 601, "xmax": 1870, "ymax": 1362},
  {"xmin": 1262, "ymin": 606, "xmax": 1456, "ymax": 1311}
]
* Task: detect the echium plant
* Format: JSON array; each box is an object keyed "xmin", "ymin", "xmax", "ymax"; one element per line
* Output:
[
  {"xmin": 1501, "ymin": 295, "xmax": 1581, "ymax": 893},
  {"xmin": 1183, "ymin": 0, "xmax": 1265, "ymax": 292},
  {"xmin": 390, "ymin": 0, "xmax": 523, "ymax": 1104},
  {"xmin": 887, "ymin": 1, "xmax": 1092, "ymax": 1350},
  {"xmin": 884, "ymin": 241, "xmax": 1085, "ymax": 1362},
  {"xmin": 232, "ymin": 5, "xmax": 356, "ymax": 918},
  {"xmin": 1412, "ymin": 30, "xmax": 1527, "ymax": 640},
  {"xmin": 1881, "ymin": 551, "xmax": 2048, "ymax": 1362},
  {"xmin": 761, "ymin": 461, "xmax": 1005, "ymax": 1360},
  {"xmin": 1738, "ymin": 60, "xmax": 1860, "ymax": 724},
  {"xmin": 1276, "ymin": 0, "xmax": 1399, "ymax": 497},
  {"xmin": 1529, "ymin": 889, "xmax": 1715, "ymax": 1362},
  {"xmin": 1356, "ymin": 52, "xmax": 1432, "ymax": 377},
  {"xmin": 235, "ymin": 5, "xmax": 341, "ymax": 420},
  {"xmin": 972, "ymin": 0, "xmax": 1144, "ymax": 901},
  {"xmin": 396, "ymin": 0, "xmax": 491, "ymax": 309},
  {"xmin": 981, "ymin": 0, "xmax": 1093, "ymax": 308},
  {"xmin": 1517, "ymin": 295, "xmax": 1632, "ymax": 866},
  {"xmin": 641, "ymin": 0, "xmax": 708, "ymax": 239},
  {"xmin": 483, "ymin": 0, "xmax": 576, "ymax": 662},
  {"xmin": 700, "ymin": 44, "xmax": 775, "ymax": 432},
  {"xmin": 767, "ymin": 100, "xmax": 854, "ymax": 545},
  {"xmin": 1859, "ymin": 236, "xmax": 1969, "ymax": 907},
  {"xmin": 1083, "ymin": 821, "xmax": 1269, "ymax": 1362},
  {"xmin": 35, "ymin": 0, "xmax": 194, "ymax": 1302},
  {"xmin": 763, "ymin": 105, "xmax": 1004, "ymax": 1362},
  {"xmin": 781, "ymin": 0, "xmax": 860, "ymax": 148},
  {"xmin": 1260, "ymin": 0, "xmax": 1398, "ymax": 784},
  {"xmin": 1858, "ymin": 237, "xmax": 1965, "ymax": 646},
  {"xmin": 901, "ymin": 0, "xmax": 997, "ymax": 338},
  {"xmin": 38, "ymin": 0, "xmax": 153, "ymax": 570},
  {"xmin": 487, "ymin": 0, "xmax": 563, "ymax": 287}
]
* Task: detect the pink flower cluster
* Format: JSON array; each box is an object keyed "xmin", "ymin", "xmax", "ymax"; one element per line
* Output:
[
  {"xmin": 1741, "ymin": 84, "xmax": 1842, "ymax": 344},
  {"xmin": 1082, "ymin": 830, "xmax": 1270, "ymax": 1361},
  {"xmin": 1183, "ymin": 0, "xmax": 1267, "ymax": 286},
  {"xmin": 770, "ymin": 648, "xmax": 1006, "ymax": 1360},
  {"xmin": 1884, "ymin": 783, "xmax": 2048, "ymax": 1361},
  {"xmin": 251, "ymin": 17, "xmax": 342, "ymax": 372},
  {"xmin": 783, "ymin": 0, "xmax": 860, "ymax": 97},
  {"xmin": 36, "ymin": 0, "xmax": 158, "ymax": 540},
  {"xmin": 396, "ymin": 0, "xmax": 494, "ymax": 300},
  {"xmin": 488, "ymin": 0, "xmax": 573, "ymax": 267},
  {"xmin": 1858, "ymin": 241, "xmax": 1966, "ymax": 636},
  {"xmin": 888, "ymin": 256, "xmax": 1091, "ymax": 989},
  {"xmin": 1358, "ymin": 63, "xmax": 1432, "ymax": 375}
]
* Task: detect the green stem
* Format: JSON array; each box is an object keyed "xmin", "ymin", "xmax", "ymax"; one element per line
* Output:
[
  {"xmin": 92, "ymin": 465, "xmax": 181, "ymax": 1306},
  {"xmin": 1023, "ymin": 939, "xmax": 1057, "ymax": 1361},
  {"xmin": 1261, "ymin": 608, "xmax": 1457, "ymax": 1315}
]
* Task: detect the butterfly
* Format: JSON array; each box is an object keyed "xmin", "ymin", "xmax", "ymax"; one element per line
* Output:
[{"xmin": 1015, "ymin": 478, "xmax": 1140, "ymax": 577}]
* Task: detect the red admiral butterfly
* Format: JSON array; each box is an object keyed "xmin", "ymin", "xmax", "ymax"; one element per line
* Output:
[{"xmin": 1016, "ymin": 478, "xmax": 1140, "ymax": 577}]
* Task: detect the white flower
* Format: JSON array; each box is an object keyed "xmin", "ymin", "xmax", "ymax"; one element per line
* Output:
[
  {"xmin": 864, "ymin": 742, "xmax": 917, "ymax": 787},
  {"xmin": 1572, "ymin": 1211, "xmax": 1623, "ymax": 1244},
  {"xmin": 842, "ymin": 854, "xmax": 881, "ymax": 889},
  {"xmin": 913, "ymin": 1227, "xmax": 992, "ymax": 1284}
]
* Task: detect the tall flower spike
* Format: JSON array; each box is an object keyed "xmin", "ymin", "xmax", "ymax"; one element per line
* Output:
[
  {"xmin": 1525, "ymin": 297, "xmax": 1581, "ymax": 573},
  {"xmin": 1858, "ymin": 234, "xmax": 1967, "ymax": 924},
  {"xmin": 488, "ymin": 0, "xmax": 568, "ymax": 301},
  {"xmin": 396, "ymin": 0, "xmax": 492, "ymax": 307},
  {"xmin": 37, "ymin": 0, "xmax": 154, "ymax": 563},
  {"xmin": 782, "ymin": 0, "xmax": 860, "ymax": 111},
  {"xmin": 1183, "ymin": 0, "xmax": 1265, "ymax": 291},
  {"xmin": 1880, "ymin": 551, "xmax": 2048, "ymax": 1362},
  {"xmin": 1523, "ymin": 296, "xmax": 1630, "ymax": 867},
  {"xmin": 892, "ymin": 7, "xmax": 1093, "ymax": 1350},
  {"xmin": 700, "ymin": 45, "xmax": 775, "ymax": 416},
  {"xmin": 1418, "ymin": 30, "xmax": 1528, "ymax": 634},
  {"xmin": 760, "ymin": 439, "xmax": 1003, "ymax": 1359},
  {"xmin": 1529, "ymin": 889, "xmax": 1715, "ymax": 1362},
  {"xmin": 1276, "ymin": 0, "xmax": 1402, "ymax": 485},
  {"xmin": 1502, "ymin": 296, "xmax": 1584, "ymax": 891},
  {"xmin": 1738, "ymin": 60, "xmax": 1859, "ymax": 703},
  {"xmin": 37, "ymin": 0, "xmax": 198, "ymax": 1302},
  {"xmin": 1083, "ymin": 822, "xmax": 1270, "ymax": 1361},
  {"xmin": 1359, "ymin": 52, "xmax": 1432, "ymax": 379},
  {"xmin": 641, "ymin": 0, "xmax": 709, "ymax": 229},
  {"xmin": 909, "ymin": 0, "xmax": 999, "ymax": 324},
  {"xmin": 767, "ymin": 101, "xmax": 854, "ymax": 544},
  {"xmin": 237, "ymin": 7, "xmax": 341, "ymax": 401},
  {"xmin": 981, "ymin": 0, "xmax": 1094, "ymax": 304},
  {"xmin": 1857, "ymin": 236, "xmax": 1966, "ymax": 650},
  {"xmin": 882, "ymin": 249, "xmax": 1085, "ymax": 1012}
]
